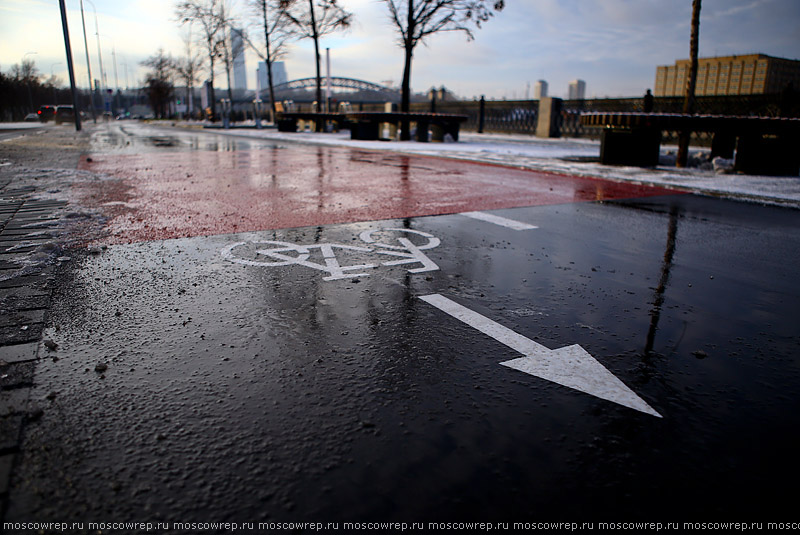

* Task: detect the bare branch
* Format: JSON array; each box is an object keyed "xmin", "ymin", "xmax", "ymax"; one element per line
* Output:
[
  {"xmin": 379, "ymin": 0, "xmax": 502, "ymax": 123},
  {"xmin": 276, "ymin": 0, "xmax": 353, "ymax": 113},
  {"xmin": 141, "ymin": 48, "xmax": 177, "ymax": 118}
]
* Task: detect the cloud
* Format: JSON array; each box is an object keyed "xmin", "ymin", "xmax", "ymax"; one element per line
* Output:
[
  {"xmin": 3, "ymin": 0, "xmax": 799, "ymax": 97},
  {"xmin": 708, "ymin": 0, "xmax": 773, "ymax": 18}
]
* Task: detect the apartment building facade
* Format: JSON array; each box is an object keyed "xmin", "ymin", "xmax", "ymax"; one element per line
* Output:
[{"xmin": 655, "ymin": 54, "xmax": 800, "ymax": 97}]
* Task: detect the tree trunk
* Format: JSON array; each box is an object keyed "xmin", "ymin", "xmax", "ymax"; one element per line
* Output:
[
  {"xmin": 399, "ymin": 0, "xmax": 414, "ymax": 140},
  {"xmin": 209, "ymin": 82, "xmax": 216, "ymax": 120},
  {"xmin": 225, "ymin": 56, "xmax": 234, "ymax": 101},
  {"xmin": 223, "ymin": 41, "xmax": 234, "ymax": 102},
  {"xmin": 266, "ymin": 63, "xmax": 277, "ymax": 121},
  {"xmin": 221, "ymin": 3, "xmax": 233, "ymax": 104},
  {"xmin": 207, "ymin": 39, "xmax": 217, "ymax": 119},
  {"xmin": 203, "ymin": 28, "xmax": 217, "ymax": 121},
  {"xmin": 262, "ymin": 0, "xmax": 277, "ymax": 120},
  {"xmin": 401, "ymin": 43, "xmax": 412, "ymax": 113},
  {"xmin": 684, "ymin": 0, "xmax": 702, "ymax": 115},
  {"xmin": 308, "ymin": 0, "xmax": 323, "ymax": 129},
  {"xmin": 185, "ymin": 26, "xmax": 195, "ymax": 118},
  {"xmin": 677, "ymin": 0, "xmax": 701, "ymax": 168},
  {"xmin": 399, "ymin": 44, "xmax": 413, "ymax": 140}
]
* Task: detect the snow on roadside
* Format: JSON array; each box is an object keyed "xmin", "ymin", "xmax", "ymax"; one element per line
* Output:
[{"xmin": 0, "ymin": 122, "xmax": 49, "ymax": 130}]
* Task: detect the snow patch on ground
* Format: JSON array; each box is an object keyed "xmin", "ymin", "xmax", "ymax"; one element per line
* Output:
[
  {"xmin": 0, "ymin": 165, "xmax": 109, "ymax": 283},
  {"xmin": 0, "ymin": 122, "xmax": 48, "ymax": 130}
]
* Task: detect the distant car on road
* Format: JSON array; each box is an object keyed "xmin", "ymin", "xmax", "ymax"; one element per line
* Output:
[
  {"xmin": 54, "ymin": 105, "xmax": 76, "ymax": 124},
  {"xmin": 38, "ymin": 105, "xmax": 57, "ymax": 122},
  {"xmin": 24, "ymin": 113, "xmax": 40, "ymax": 122}
]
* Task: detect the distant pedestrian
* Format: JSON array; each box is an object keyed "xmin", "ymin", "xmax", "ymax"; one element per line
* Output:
[{"xmin": 644, "ymin": 89, "xmax": 654, "ymax": 113}]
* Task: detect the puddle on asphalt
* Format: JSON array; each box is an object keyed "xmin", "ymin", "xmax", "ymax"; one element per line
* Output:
[{"xmin": 88, "ymin": 123, "xmax": 285, "ymax": 154}]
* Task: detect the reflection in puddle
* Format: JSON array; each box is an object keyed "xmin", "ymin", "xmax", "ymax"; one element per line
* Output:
[
  {"xmin": 148, "ymin": 137, "xmax": 178, "ymax": 147},
  {"xmin": 90, "ymin": 122, "xmax": 287, "ymax": 154}
]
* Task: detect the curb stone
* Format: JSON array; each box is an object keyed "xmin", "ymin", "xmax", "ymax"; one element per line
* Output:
[
  {"xmin": 0, "ymin": 193, "xmax": 66, "ymax": 521},
  {"xmin": 0, "ymin": 126, "xmax": 89, "ymax": 523}
]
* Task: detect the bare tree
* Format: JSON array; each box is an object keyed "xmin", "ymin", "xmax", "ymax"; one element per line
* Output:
[
  {"xmin": 1, "ymin": 61, "xmax": 74, "ymax": 119},
  {"xmin": 219, "ymin": 27, "xmax": 235, "ymax": 102},
  {"xmin": 382, "ymin": 0, "xmax": 503, "ymax": 139},
  {"xmin": 176, "ymin": 0, "xmax": 228, "ymax": 118},
  {"xmin": 10, "ymin": 59, "xmax": 40, "ymax": 83},
  {"xmin": 279, "ymin": 0, "xmax": 352, "ymax": 116},
  {"xmin": 245, "ymin": 0, "xmax": 294, "ymax": 118},
  {"xmin": 141, "ymin": 48, "xmax": 177, "ymax": 119},
  {"xmin": 677, "ymin": 0, "xmax": 701, "ymax": 168},
  {"xmin": 176, "ymin": 27, "xmax": 204, "ymax": 117},
  {"xmin": 217, "ymin": 2, "xmax": 241, "ymax": 103},
  {"xmin": 9, "ymin": 60, "xmax": 43, "ymax": 113}
]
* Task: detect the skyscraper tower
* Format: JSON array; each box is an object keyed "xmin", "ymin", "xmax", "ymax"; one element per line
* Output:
[
  {"xmin": 231, "ymin": 28, "xmax": 247, "ymax": 93},
  {"xmin": 534, "ymin": 80, "xmax": 548, "ymax": 99},
  {"xmin": 256, "ymin": 61, "xmax": 288, "ymax": 93},
  {"xmin": 568, "ymin": 79, "xmax": 586, "ymax": 100}
]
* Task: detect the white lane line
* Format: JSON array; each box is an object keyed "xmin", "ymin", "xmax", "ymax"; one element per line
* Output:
[
  {"xmin": 459, "ymin": 211, "xmax": 538, "ymax": 231},
  {"xmin": 419, "ymin": 293, "xmax": 662, "ymax": 418}
]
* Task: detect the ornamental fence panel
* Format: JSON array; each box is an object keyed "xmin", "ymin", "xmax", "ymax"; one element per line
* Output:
[{"xmin": 283, "ymin": 92, "xmax": 794, "ymax": 144}]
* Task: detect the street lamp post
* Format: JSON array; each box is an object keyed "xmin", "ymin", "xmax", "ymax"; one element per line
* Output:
[
  {"xmin": 111, "ymin": 43, "xmax": 119, "ymax": 92},
  {"xmin": 58, "ymin": 0, "xmax": 82, "ymax": 131},
  {"xmin": 253, "ymin": 99, "xmax": 262, "ymax": 129},
  {"xmin": 100, "ymin": 35, "xmax": 119, "ymax": 114},
  {"xmin": 23, "ymin": 51, "xmax": 37, "ymax": 112},
  {"xmin": 122, "ymin": 60, "xmax": 129, "ymax": 91},
  {"xmin": 51, "ymin": 62, "xmax": 63, "ymax": 104},
  {"xmin": 121, "ymin": 60, "xmax": 131, "ymax": 114},
  {"xmin": 79, "ymin": 0, "xmax": 97, "ymax": 122},
  {"xmin": 84, "ymin": 0, "xmax": 107, "ymax": 115}
]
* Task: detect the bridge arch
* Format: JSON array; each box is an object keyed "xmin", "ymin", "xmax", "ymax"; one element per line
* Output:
[
  {"xmin": 261, "ymin": 77, "xmax": 400, "ymax": 102},
  {"xmin": 271, "ymin": 77, "xmax": 396, "ymax": 94}
]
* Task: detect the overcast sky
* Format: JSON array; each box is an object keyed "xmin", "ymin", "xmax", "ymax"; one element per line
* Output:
[{"xmin": 2, "ymin": 0, "xmax": 799, "ymax": 99}]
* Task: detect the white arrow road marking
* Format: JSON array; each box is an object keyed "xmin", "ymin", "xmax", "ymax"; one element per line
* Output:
[
  {"xmin": 459, "ymin": 211, "xmax": 539, "ymax": 231},
  {"xmin": 419, "ymin": 294, "xmax": 662, "ymax": 418}
]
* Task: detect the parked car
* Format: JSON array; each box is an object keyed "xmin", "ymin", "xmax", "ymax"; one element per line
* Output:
[
  {"xmin": 54, "ymin": 105, "xmax": 75, "ymax": 124},
  {"xmin": 37, "ymin": 105, "xmax": 57, "ymax": 122}
]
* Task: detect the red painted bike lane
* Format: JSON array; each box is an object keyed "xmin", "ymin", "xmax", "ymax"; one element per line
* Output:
[
  {"xmin": 76, "ymin": 142, "xmax": 680, "ymax": 244},
  {"xmin": 10, "ymin": 128, "xmax": 799, "ymax": 524}
]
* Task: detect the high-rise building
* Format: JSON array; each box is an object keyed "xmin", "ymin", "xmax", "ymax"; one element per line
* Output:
[
  {"xmin": 256, "ymin": 61, "xmax": 288, "ymax": 92},
  {"xmin": 231, "ymin": 28, "xmax": 247, "ymax": 92},
  {"xmin": 568, "ymin": 79, "xmax": 586, "ymax": 100},
  {"xmin": 534, "ymin": 80, "xmax": 548, "ymax": 99},
  {"xmin": 655, "ymin": 54, "xmax": 800, "ymax": 97}
]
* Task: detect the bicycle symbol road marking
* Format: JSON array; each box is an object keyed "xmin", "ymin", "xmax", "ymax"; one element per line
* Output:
[
  {"xmin": 359, "ymin": 229, "xmax": 440, "ymax": 274},
  {"xmin": 221, "ymin": 228, "xmax": 441, "ymax": 281}
]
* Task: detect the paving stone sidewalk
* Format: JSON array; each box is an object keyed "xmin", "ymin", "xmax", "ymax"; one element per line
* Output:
[{"xmin": 0, "ymin": 125, "xmax": 90, "ymax": 519}]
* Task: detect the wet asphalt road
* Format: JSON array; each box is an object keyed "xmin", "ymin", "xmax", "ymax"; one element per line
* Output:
[{"xmin": 6, "ymin": 123, "xmax": 800, "ymax": 526}]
